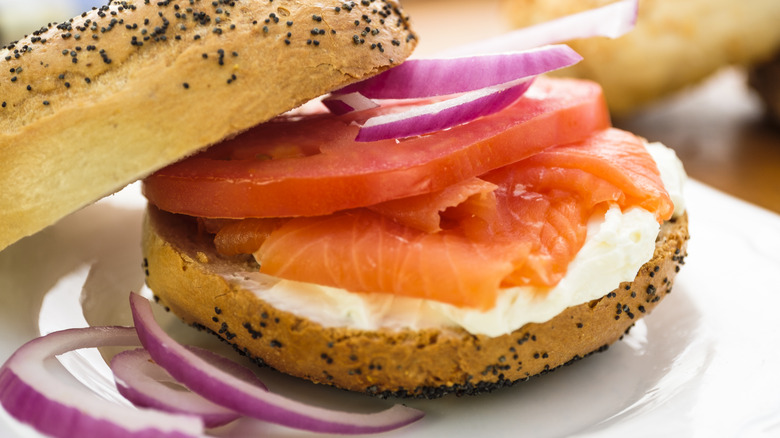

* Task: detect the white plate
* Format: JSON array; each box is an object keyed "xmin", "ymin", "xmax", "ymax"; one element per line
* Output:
[{"xmin": 1, "ymin": 180, "xmax": 780, "ymax": 438}]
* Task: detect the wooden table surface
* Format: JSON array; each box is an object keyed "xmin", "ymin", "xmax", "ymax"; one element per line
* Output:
[{"xmin": 404, "ymin": 0, "xmax": 780, "ymax": 214}]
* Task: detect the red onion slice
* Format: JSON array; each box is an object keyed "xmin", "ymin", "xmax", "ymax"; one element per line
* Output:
[
  {"xmin": 345, "ymin": 46, "xmax": 580, "ymax": 141},
  {"xmin": 334, "ymin": 45, "xmax": 581, "ymax": 99},
  {"xmin": 440, "ymin": 0, "xmax": 638, "ymax": 57},
  {"xmin": 129, "ymin": 292, "xmax": 424, "ymax": 435},
  {"xmin": 111, "ymin": 347, "xmax": 266, "ymax": 428},
  {"xmin": 0, "ymin": 326, "xmax": 203, "ymax": 438},
  {"xmin": 356, "ymin": 78, "xmax": 533, "ymax": 142}
]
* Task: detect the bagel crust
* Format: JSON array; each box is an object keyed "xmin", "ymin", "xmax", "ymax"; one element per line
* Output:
[
  {"xmin": 142, "ymin": 206, "xmax": 689, "ymax": 398},
  {"xmin": 0, "ymin": 0, "xmax": 416, "ymax": 251}
]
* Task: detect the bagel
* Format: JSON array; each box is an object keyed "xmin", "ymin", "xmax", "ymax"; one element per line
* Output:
[
  {"xmin": 0, "ymin": 0, "xmax": 416, "ymax": 251},
  {"xmin": 500, "ymin": 0, "xmax": 780, "ymax": 115},
  {"xmin": 142, "ymin": 200, "xmax": 688, "ymax": 399}
]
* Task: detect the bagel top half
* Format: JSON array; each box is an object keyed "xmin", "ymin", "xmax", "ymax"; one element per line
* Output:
[{"xmin": 0, "ymin": 0, "xmax": 417, "ymax": 251}]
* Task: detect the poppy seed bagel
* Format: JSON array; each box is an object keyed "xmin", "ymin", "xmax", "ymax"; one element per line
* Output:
[{"xmin": 141, "ymin": 205, "xmax": 689, "ymax": 399}]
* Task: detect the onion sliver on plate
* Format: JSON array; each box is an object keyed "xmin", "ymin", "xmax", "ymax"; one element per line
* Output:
[
  {"xmin": 111, "ymin": 346, "xmax": 267, "ymax": 428},
  {"xmin": 129, "ymin": 292, "xmax": 425, "ymax": 435},
  {"xmin": 0, "ymin": 297, "xmax": 424, "ymax": 437},
  {"xmin": 0, "ymin": 326, "xmax": 204, "ymax": 438}
]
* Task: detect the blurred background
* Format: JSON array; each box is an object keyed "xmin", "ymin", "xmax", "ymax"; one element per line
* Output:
[
  {"xmin": 2, "ymin": 0, "xmax": 779, "ymax": 212},
  {"xmin": 0, "ymin": 0, "xmax": 103, "ymax": 44}
]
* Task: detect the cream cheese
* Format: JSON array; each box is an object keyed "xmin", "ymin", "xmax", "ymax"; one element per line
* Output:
[{"xmin": 230, "ymin": 142, "xmax": 687, "ymax": 337}]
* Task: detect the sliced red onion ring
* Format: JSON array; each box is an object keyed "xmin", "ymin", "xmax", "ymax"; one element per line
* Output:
[
  {"xmin": 333, "ymin": 45, "xmax": 581, "ymax": 99},
  {"xmin": 439, "ymin": 0, "xmax": 638, "ymax": 57},
  {"xmin": 322, "ymin": 91, "xmax": 379, "ymax": 116},
  {"xmin": 0, "ymin": 326, "xmax": 203, "ymax": 438},
  {"xmin": 331, "ymin": 46, "xmax": 580, "ymax": 141},
  {"xmin": 356, "ymin": 78, "xmax": 533, "ymax": 142},
  {"xmin": 344, "ymin": 46, "xmax": 580, "ymax": 141},
  {"xmin": 128, "ymin": 292, "xmax": 424, "ymax": 435},
  {"xmin": 111, "ymin": 347, "xmax": 266, "ymax": 428}
]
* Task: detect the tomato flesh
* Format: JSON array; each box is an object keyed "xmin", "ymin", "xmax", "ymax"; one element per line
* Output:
[{"xmin": 143, "ymin": 78, "xmax": 610, "ymax": 218}]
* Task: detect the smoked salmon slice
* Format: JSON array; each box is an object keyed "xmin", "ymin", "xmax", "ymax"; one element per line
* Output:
[
  {"xmin": 367, "ymin": 178, "xmax": 499, "ymax": 233},
  {"xmin": 216, "ymin": 128, "xmax": 673, "ymax": 310}
]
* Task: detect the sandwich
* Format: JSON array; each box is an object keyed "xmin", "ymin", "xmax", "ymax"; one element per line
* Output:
[
  {"xmin": 1, "ymin": 0, "xmax": 688, "ymax": 405},
  {"xmin": 136, "ymin": 3, "xmax": 690, "ymax": 398},
  {"xmin": 140, "ymin": 85, "xmax": 689, "ymax": 398}
]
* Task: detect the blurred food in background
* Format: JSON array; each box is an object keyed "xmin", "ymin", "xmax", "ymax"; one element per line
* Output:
[
  {"xmin": 0, "ymin": 0, "xmax": 103, "ymax": 45},
  {"xmin": 749, "ymin": 52, "xmax": 780, "ymax": 126},
  {"xmin": 501, "ymin": 0, "xmax": 780, "ymax": 116}
]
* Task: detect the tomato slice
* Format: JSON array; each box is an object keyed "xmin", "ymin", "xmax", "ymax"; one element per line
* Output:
[{"xmin": 143, "ymin": 77, "xmax": 610, "ymax": 218}]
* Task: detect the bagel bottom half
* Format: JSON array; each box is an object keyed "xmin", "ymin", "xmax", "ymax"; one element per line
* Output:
[{"xmin": 141, "ymin": 205, "xmax": 689, "ymax": 399}]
